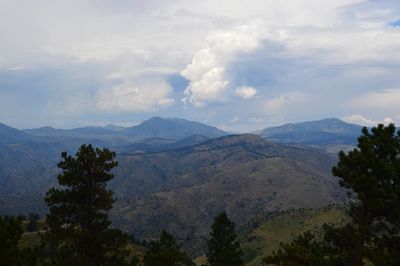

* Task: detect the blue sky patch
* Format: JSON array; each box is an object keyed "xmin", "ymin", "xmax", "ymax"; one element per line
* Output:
[{"xmin": 389, "ymin": 19, "xmax": 400, "ymax": 27}]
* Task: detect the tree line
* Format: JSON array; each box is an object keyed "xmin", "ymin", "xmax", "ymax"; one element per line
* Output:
[
  {"xmin": 1, "ymin": 123, "xmax": 400, "ymax": 265},
  {"xmin": 264, "ymin": 124, "xmax": 400, "ymax": 265},
  {"xmin": 1, "ymin": 145, "xmax": 243, "ymax": 266}
]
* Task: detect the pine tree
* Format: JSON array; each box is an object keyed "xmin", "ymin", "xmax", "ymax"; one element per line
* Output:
[
  {"xmin": 264, "ymin": 225, "xmax": 363, "ymax": 266},
  {"xmin": 43, "ymin": 144, "xmax": 129, "ymax": 266},
  {"xmin": 0, "ymin": 215, "xmax": 24, "ymax": 265},
  {"xmin": 206, "ymin": 212, "xmax": 243, "ymax": 266},
  {"xmin": 263, "ymin": 124, "xmax": 400, "ymax": 266},
  {"xmin": 0, "ymin": 215, "xmax": 40, "ymax": 266},
  {"xmin": 332, "ymin": 124, "xmax": 400, "ymax": 265},
  {"xmin": 143, "ymin": 229, "xmax": 194, "ymax": 266}
]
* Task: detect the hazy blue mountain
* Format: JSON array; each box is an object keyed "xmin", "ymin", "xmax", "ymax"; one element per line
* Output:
[
  {"xmin": 120, "ymin": 117, "xmax": 226, "ymax": 140},
  {"xmin": 256, "ymin": 118, "xmax": 362, "ymax": 145},
  {"xmin": 23, "ymin": 117, "xmax": 226, "ymax": 142},
  {"xmin": 171, "ymin": 134, "xmax": 210, "ymax": 148},
  {"xmin": 119, "ymin": 135, "xmax": 211, "ymax": 154},
  {"xmin": 0, "ymin": 122, "xmax": 132, "ymax": 214},
  {"xmin": 104, "ymin": 124, "xmax": 125, "ymax": 131},
  {"xmin": 0, "ymin": 123, "xmax": 32, "ymax": 144},
  {"xmin": 24, "ymin": 125, "xmax": 123, "ymax": 140}
]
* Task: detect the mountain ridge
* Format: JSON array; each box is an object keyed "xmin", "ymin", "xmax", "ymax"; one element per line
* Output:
[
  {"xmin": 256, "ymin": 118, "xmax": 363, "ymax": 145},
  {"xmin": 110, "ymin": 133, "xmax": 345, "ymax": 255},
  {"xmin": 23, "ymin": 116, "xmax": 227, "ymax": 141}
]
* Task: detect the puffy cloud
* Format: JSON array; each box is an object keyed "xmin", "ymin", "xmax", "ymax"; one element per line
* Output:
[
  {"xmin": 181, "ymin": 21, "xmax": 266, "ymax": 106},
  {"xmin": 97, "ymin": 81, "xmax": 174, "ymax": 113},
  {"xmin": 342, "ymin": 114, "xmax": 394, "ymax": 126},
  {"xmin": 1, "ymin": 0, "xmax": 400, "ymax": 128},
  {"xmin": 235, "ymin": 86, "xmax": 256, "ymax": 99}
]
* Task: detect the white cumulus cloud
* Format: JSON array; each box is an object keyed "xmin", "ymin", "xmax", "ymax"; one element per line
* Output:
[
  {"xmin": 235, "ymin": 86, "xmax": 257, "ymax": 99},
  {"xmin": 181, "ymin": 21, "xmax": 267, "ymax": 107},
  {"xmin": 97, "ymin": 81, "xmax": 174, "ymax": 113},
  {"xmin": 342, "ymin": 114, "xmax": 394, "ymax": 126}
]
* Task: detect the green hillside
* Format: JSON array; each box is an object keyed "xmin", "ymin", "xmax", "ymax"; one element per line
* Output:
[
  {"xmin": 111, "ymin": 135, "xmax": 346, "ymax": 255},
  {"xmin": 240, "ymin": 206, "xmax": 348, "ymax": 265}
]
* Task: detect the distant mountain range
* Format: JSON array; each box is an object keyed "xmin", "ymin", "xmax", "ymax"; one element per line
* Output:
[
  {"xmin": 255, "ymin": 118, "xmax": 363, "ymax": 145},
  {"xmin": 24, "ymin": 116, "xmax": 226, "ymax": 142},
  {"xmin": 21, "ymin": 117, "xmax": 365, "ymax": 147},
  {"xmin": 0, "ymin": 116, "xmax": 366, "ymax": 254},
  {"xmin": 0, "ymin": 122, "xmax": 33, "ymax": 144},
  {"xmin": 0, "ymin": 116, "xmax": 364, "ymax": 214}
]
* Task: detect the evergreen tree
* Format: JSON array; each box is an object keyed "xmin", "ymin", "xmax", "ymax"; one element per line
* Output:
[
  {"xmin": 322, "ymin": 223, "xmax": 365, "ymax": 266},
  {"xmin": 264, "ymin": 225, "xmax": 363, "ymax": 266},
  {"xmin": 264, "ymin": 124, "xmax": 400, "ymax": 266},
  {"xmin": 26, "ymin": 213, "xmax": 40, "ymax": 232},
  {"xmin": 0, "ymin": 215, "xmax": 40, "ymax": 266},
  {"xmin": 43, "ymin": 144, "xmax": 130, "ymax": 266},
  {"xmin": 0, "ymin": 215, "xmax": 24, "ymax": 265},
  {"xmin": 332, "ymin": 124, "xmax": 400, "ymax": 265},
  {"xmin": 206, "ymin": 212, "xmax": 243, "ymax": 266},
  {"xmin": 143, "ymin": 229, "xmax": 194, "ymax": 266}
]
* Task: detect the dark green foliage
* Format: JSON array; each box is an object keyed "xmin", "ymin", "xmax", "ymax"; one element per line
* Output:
[
  {"xmin": 18, "ymin": 214, "xmax": 27, "ymax": 220},
  {"xmin": 143, "ymin": 230, "xmax": 194, "ymax": 266},
  {"xmin": 322, "ymin": 223, "xmax": 365, "ymax": 266},
  {"xmin": 206, "ymin": 212, "xmax": 243, "ymax": 266},
  {"xmin": 263, "ymin": 226, "xmax": 364, "ymax": 266},
  {"xmin": 0, "ymin": 215, "xmax": 24, "ymax": 265},
  {"xmin": 26, "ymin": 213, "xmax": 40, "ymax": 232},
  {"xmin": 130, "ymin": 255, "xmax": 141, "ymax": 266},
  {"xmin": 332, "ymin": 124, "xmax": 400, "ymax": 265},
  {"xmin": 0, "ymin": 215, "xmax": 40, "ymax": 266},
  {"xmin": 263, "ymin": 231, "xmax": 327, "ymax": 266},
  {"xmin": 43, "ymin": 144, "xmax": 130, "ymax": 266}
]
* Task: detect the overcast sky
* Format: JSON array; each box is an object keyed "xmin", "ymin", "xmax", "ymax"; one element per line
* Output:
[{"xmin": 0, "ymin": 0, "xmax": 400, "ymax": 131}]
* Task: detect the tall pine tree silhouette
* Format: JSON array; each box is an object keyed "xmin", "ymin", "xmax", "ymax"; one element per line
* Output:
[
  {"xmin": 332, "ymin": 124, "xmax": 400, "ymax": 265},
  {"xmin": 43, "ymin": 144, "xmax": 129, "ymax": 266},
  {"xmin": 207, "ymin": 212, "xmax": 243, "ymax": 266}
]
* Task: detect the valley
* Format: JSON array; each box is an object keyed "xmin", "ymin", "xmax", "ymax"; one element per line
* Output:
[{"xmin": 0, "ymin": 116, "xmax": 359, "ymax": 259}]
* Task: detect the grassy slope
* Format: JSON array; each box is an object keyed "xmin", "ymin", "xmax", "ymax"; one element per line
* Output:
[
  {"xmin": 19, "ymin": 231, "xmax": 147, "ymax": 265},
  {"xmin": 194, "ymin": 206, "xmax": 348, "ymax": 266},
  {"xmin": 240, "ymin": 206, "xmax": 348, "ymax": 265}
]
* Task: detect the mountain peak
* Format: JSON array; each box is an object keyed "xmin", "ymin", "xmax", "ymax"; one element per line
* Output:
[
  {"xmin": 122, "ymin": 117, "xmax": 226, "ymax": 140},
  {"xmin": 257, "ymin": 118, "xmax": 362, "ymax": 145}
]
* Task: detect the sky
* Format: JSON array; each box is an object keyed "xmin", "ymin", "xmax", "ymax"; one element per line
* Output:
[{"xmin": 0, "ymin": 0, "xmax": 400, "ymax": 132}]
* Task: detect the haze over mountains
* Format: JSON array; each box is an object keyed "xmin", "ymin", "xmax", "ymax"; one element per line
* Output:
[
  {"xmin": 19, "ymin": 116, "xmax": 364, "ymax": 146},
  {"xmin": 256, "ymin": 118, "xmax": 362, "ymax": 145},
  {"xmin": 24, "ymin": 117, "xmax": 226, "ymax": 142},
  {"xmin": 0, "ymin": 116, "xmax": 363, "ymax": 253}
]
